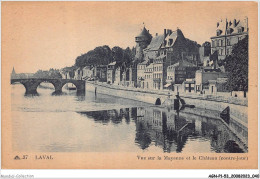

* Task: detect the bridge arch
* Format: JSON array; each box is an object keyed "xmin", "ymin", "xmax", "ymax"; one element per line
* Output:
[
  {"xmin": 36, "ymin": 81, "xmax": 56, "ymax": 91},
  {"xmin": 11, "ymin": 81, "xmax": 28, "ymax": 93},
  {"xmin": 11, "ymin": 78, "xmax": 85, "ymax": 94},
  {"xmin": 61, "ymin": 81, "xmax": 79, "ymax": 90},
  {"xmin": 61, "ymin": 80, "xmax": 85, "ymax": 94}
]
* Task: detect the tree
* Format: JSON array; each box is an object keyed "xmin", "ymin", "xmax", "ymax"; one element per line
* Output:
[
  {"xmin": 202, "ymin": 41, "xmax": 211, "ymax": 48},
  {"xmin": 112, "ymin": 46, "xmax": 124, "ymax": 66},
  {"xmin": 223, "ymin": 36, "xmax": 248, "ymax": 92},
  {"xmin": 74, "ymin": 45, "xmax": 135, "ymax": 68},
  {"xmin": 33, "ymin": 68, "xmax": 62, "ymax": 79}
]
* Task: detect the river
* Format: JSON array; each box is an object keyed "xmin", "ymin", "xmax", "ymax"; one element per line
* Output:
[{"xmin": 11, "ymin": 83, "xmax": 247, "ymax": 153}]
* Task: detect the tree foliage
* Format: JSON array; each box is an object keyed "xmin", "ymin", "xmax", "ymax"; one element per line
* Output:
[
  {"xmin": 33, "ymin": 68, "xmax": 62, "ymax": 79},
  {"xmin": 202, "ymin": 41, "xmax": 211, "ymax": 48},
  {"xmin": 61, "ymin": 66, "xmax": 77, "ymax": 73},
  {"xmin": 74, "ymin": 45, "xmax": 135, "ymax": 68},
  {"xmin": 223, "ymin": 36, "xmax": 248, "ymax": 91}
]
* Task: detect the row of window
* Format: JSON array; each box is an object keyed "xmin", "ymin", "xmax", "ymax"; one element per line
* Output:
[
  {"xmin": 212, "ymin": 39, "xmax": 224, "ymax": 47},
  {"xmin": 145, "ymin": 68, "xmax": 153, "ymax": 72},
  {"xmin": 217, "ymin": 49, "xmax": 224, "ymax": 56},
  {"xmin": 154, "ymin": 59, "xmax": 164, "ymax": 63},
  {"xmin": 153, "ymin": 73, "xmax": 162, "ymax": 79},
  {"xmin": 212, "ymin": 48, "xmax": 232, "ymax": 56},
  {"xmin": 154, "ymin": 66, "xmax": 163, "ymax": 71},
  {"xmin": 144, "ymin": 73, "xmax": 163, "ymax": 79},
  {"xmin": 168, "ymin": 66, "xmax": 175, "ymax": 70},
  {"xmin": 138, "ymin": 65, "xmax": 145, "ymax": 70},
  {"xmin": 212, "ymin": 36, "xmax": 244, "ymax": 47},
  {"xmin": 145, "ymin": 74, "xmax": 152, "ymax": 79},
  {"xmin": 216, "ymin": 27, "xmax": 244, "ymax": 36},
  {"xmin": 226, "ymin": 48, "xmax": 232, "ymax": 55}
]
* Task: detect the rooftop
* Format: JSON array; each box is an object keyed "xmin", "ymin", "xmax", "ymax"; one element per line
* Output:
[
  {"xmin": 136, "ymin": 27, "xmax": 152, "ymax": 40},
  {"xmin": 168, "ymin": 60, "xmax": 196, "ymax": 68},
  {"xmin": 144, "ymin": 34, "xmax": 165, "ymax": 51},
  {"xmin": 164, "ymin": 29, "xmax": 185, "ymax": 48},
  {"xmin": 212, "ymin": 17, "xmax": 248, "ymax": 37}
]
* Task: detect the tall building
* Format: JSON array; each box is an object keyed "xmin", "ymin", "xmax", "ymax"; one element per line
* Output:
[
  {"xmin": 199, "ymin": 42, "xmax": 211, "ymax": 66},
  {"xmin": 144, "ymin": 63, "xmax": 153, "ymax": 89},
  {"xmin": 145, "ymin": 28, "xmax": 200, "ymax": 90},
  {"xmin": 137, "ymin": 59, "xmax": 151, "ymax": 88},
  {"xmin": 211, "ymin": 17, "xmax": 248, "ymax": 60},
  {"xmin": 128, "ymin": 61, "xmax": 138, "ymax": 87},
  {"xmin": 135, "ymin": 26, "xmax": 152, "ymax": 60},
  {"xmin": 166, "ymin": 60, "xmax": 198, "ymax": 91},
  {"xmin": 161, "ymin": 29, "xmax": 200, "ymax": 65},
  {"xmin": 107, "ymin": 62, "xmax": 116, "ymax": 84}
]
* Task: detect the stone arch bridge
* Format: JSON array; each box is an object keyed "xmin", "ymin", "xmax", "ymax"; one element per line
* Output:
[{"xmin": 11, "ymin": 78, "xmax": 85, "ymax": 94}]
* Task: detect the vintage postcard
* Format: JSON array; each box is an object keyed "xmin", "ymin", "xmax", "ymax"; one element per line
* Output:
[{"xmin": 1, "ymin": 1, "xmax": 258, "ymax": 170}]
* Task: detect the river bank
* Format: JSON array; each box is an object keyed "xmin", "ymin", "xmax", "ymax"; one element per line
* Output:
[{"xmin": 86, "ymin": 81, "xmax": 248, "ymax": 129}]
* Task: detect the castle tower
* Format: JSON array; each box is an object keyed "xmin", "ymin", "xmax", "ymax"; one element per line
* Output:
[{"xmin": 135, "ymin": 26, "xmax": 152, "ymax": 60}]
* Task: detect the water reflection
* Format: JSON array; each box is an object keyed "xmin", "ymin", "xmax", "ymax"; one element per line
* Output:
[
  {"xmin": 12, "ymin": 84, "xmax": 247, "ymax": 153},
  {"xmin": 24, "ymin": 92, "xmax": 40, "ymax": 97},
  {"xmin": 79, "ymin": 108, "xmax": 131, "ymax": 125},
  {"xmin": 78, "ymin": 107, "xmax": 247, "ymax": 153}
]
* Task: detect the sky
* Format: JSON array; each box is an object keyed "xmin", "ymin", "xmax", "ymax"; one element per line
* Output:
[{"xmin": 2, "ymin": 1, "xmax": 253, "ymax": 73}]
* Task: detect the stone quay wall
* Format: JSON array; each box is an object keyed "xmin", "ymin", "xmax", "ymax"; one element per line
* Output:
[
  {"xmin": 86, "ymin": 81, "xmax": 248, "ymax": 128},
  {"xmin": 181, "ymin": 96, "xmax": 247, "ymax": 127}
]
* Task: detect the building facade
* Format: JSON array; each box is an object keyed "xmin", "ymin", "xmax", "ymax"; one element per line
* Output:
[
  {"xmin": 74, "ymin": 67, "xmax": 83, "ymax": 80},
  {"xmin": 94, "ymin": 65, "xmax": 107, "ymax": 82},
  {"xmin": 82, "ymin": 66, "xmax": 94, "ymax": 80},
  {"xmin": 142, "ymin": 28, "xmax": 200, "ymax": 90},
  {"xmin": 211, "ymin": 17, "xmax": 248, "ymax": 60},
  {"xmin": 144, "ymin": 63, "xmax": 153, "ymax": 89},
  {"xmin": 128, "ymin": 63, "xmax": 138, "ymax": 87},
  {"xmin": 107, "ymin": 62, "xmax": 116, "ymax": 84},
  {"xmin": 153, "ymin": 56, "xmax": 166, "ymax": 90},
  {"xmin": 195, "ymin": 68, "xmax": 228, "ymax": 94},
  {"xmin": 115, "ymin": 67, "xmax": 123, "ymax": 85},
  {"xmin": 137, "ymin": 60, "xmax": 150, "ymax": 88},
  {"xmin": 166, "ymin": 60, "xmax": 198, "ymax": 91}
]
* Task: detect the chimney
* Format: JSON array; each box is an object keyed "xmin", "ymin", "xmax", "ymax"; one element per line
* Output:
[
  {"xmin": 244, "ymin": 17, "xmax": 248, "ymax": 31},
  {"xmin": 164, "ymin": 29, "xmax": 167, "ymax": 37},
  {"xmin": 233, "ymin": 19, "xmax": 237, "ymax": 26},
  {"xmin": 167, "ymin": 29, "xmax": 172, "ymax": 36}
]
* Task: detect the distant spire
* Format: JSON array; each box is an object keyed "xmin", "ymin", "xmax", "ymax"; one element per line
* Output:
[{"xmin": 12, "ymin": 66, "xmax": 16, "ymax": 74}]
